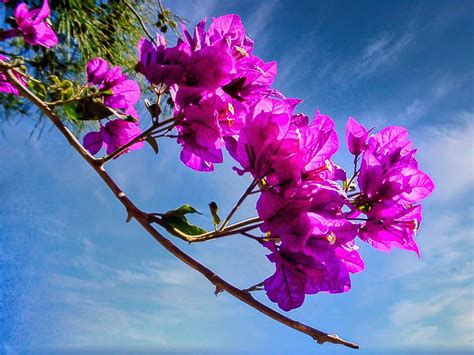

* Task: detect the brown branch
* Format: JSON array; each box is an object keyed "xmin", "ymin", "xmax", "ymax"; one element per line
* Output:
[
  {"xmin": 150, "ymin": 215, "xmax": 262, "ymax": 243},
  {"xmin": 1, "ymin": 64, "xmax": 359, "ymax": 350}
]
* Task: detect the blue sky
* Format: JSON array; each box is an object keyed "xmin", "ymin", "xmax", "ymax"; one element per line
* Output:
[{"xmin": 1, "ymin": 0, "xmax": 473, "ymax": 353}]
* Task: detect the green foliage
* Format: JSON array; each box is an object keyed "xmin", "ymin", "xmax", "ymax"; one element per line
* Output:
[
  {"xmin": 54, "ymin": 0, "xmax": 145, "ymax": 73},
  {"xmin": 1, "ymin": 1, "xmax": 183, "ymax": 128},
  {"xmin": 161, "ymin": 205, "xmax": 208, "ymax": 236}
]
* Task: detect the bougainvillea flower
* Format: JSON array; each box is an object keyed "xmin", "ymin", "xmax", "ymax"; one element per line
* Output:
[
  {"xmin": 176, "ymin": 96, "xmax": 225, "ymax": 171},
  {"xmin": 86, "ymin": 58, "xmax": 141, "ymax": 119},
  {"xmin": 229, "ymin": 97, "xmax": 300, "ymax": 180},
  {"xmin": 358, "ymin": 203, "xmax": 422, "ymax": 255},
  {"xmin": 357, "ymin": 125, "xmax": 433, "ymax": 198},
  {"xmin": 173, "ymin": 43, "xmax": 234, "ymax": 107},
  {"xmin": 13, "ymin": 0, "xmax": 58, "ymax": 48},
  {"xmin": 83, "ymin": 119, "xmax": 144, "ymax": 156},
  {"xmin": 367, "ymin": 125, "xmax": 413, "ymax": 159},
  {"xmin": 87, "ymin": 57, "xmax": 110, "ymax": 85},
  {"xmin": 0, "ymin": 55, "xmax": 27, "ymax": 96},
  {"xmin": 264, "ymin": 247, "xmax": 307, "ymax": 311},
  {"xmin": 222, "ymin": 55, "xmax": 277, "ymax": 104},
  {"xmin": 264, "ymin": 237, "xmax": 363, "ymax": 311},
  {"xmin": 346, "ymin": 116, "xmax": 368, "ymax": 156},
  {"xmin": 299, "ymin": 110, "xmax": 339, "ymax": 174},
  {"xmin": 137, "ymin": 35, "xmax": 189, "ymax": 86},
  {"xmin": 208, "ymin": 14, "xmax": 254, "ymax": 55}
]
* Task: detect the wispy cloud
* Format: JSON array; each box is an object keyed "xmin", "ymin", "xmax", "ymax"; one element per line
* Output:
[
  {"xmin": 244, "ymin": 0, "xmax": 279, "ymax": 49},
  {"xmin": 330, "ymin": 30, "xmax": 414, "ymax": 85},
  {"xmin": 167, "ymin": 0, "xmax": 220, "ymax": 26},
  {"xmin": 418, "ymin": 113, "xmax": 474, "ymax": 201},
  {"xmin": 20, "ymin": 238, "xmax": 246, "ymax": 350},
  {"xmin": 386, "ymin": 288, "xmax": 473, "ymax": 348}
]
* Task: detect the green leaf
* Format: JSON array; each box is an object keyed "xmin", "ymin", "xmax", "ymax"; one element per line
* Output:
[
  {"xmin": 161, "ymin": 215, "xmax": 207, "ymax": 236},
  {"xmin": 161, "ymin": 204, "xmax": 206, "ymax": 236},
  {"xmin": 145, "ymin": 136, "xmax": 159, "ymax": 154},
  {"xmin": 48, "ymin": 75, "xmax": 61, "ymax": 86},
  {"xmin": 60, "ymin": 87, "xmax": 74, "ymax": 100},
  {"xmin": 63, "ymin": 104, "xmax": 80, "ymax": 121},
  {"xmin": 27, "ymin": 81, "xmax": 47, "ymax": 100},
  {"xmin": 164, "ymin": 204, "xmax": 201, "ymax": 218},
  {"xmin": 58, "ymin": 80, "xmax": 73, "ymax": 90},
  {"xmin": 75, "ymin": 99, "xmax": 112, "ymax": 121},
  {"xmin": 208, "ymin": 201, "xmax": 221, "ymax": 227}
]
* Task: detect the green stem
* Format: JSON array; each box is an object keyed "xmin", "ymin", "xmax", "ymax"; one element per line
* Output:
[
  {"xmin": 219, "ymin": 179, "xmax": 259, "ymax": 231},
  {"xmin": 99, "ymin": 116, "xmax": 177, "ymax": 164},
  {"xmin": 46, "ymin": 92, "xmax": 104, "ymax": 107}
]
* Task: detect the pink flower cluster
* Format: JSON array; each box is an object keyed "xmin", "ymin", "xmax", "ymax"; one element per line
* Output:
[
  {"xmin": 136, "ymin": 15, "xmax": 434, "ymax": 311},
  {"xmin": 0, "ymin": 0, "xmax": 58, "ymax": 48},
  {"xmin": 346, "ymin": 118, "xmax": 434, "ymax": 255},
  {"xmin": 1, "ymin": 0, "xmax": 58, "ymax": 96},
  {"xmin": 137, "ymin": 15, "xmax": 277, "ymax": 171},
  {"xmin": 82, "ymin": 58, "xmax": 143, "ymax": 156}
]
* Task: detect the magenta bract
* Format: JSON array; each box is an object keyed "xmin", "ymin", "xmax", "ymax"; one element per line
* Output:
[
  {"xmin": 14, "ymin": 0, "xmax": 58, "ymax": 48},
  {"xmin": 83, "ymin": 119, "xmax": 144, "ymax": 156}
]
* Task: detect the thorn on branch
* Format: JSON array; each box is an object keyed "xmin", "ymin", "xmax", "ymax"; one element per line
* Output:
[{"xmin": 214, "ymin": 285, "xmax": 224, "ymax": 296}]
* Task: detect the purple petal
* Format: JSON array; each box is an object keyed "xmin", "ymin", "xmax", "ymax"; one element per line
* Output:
[
  {"xmin": 87, "ymin": 58, "xmax": 109, "ymax": 85},
  {"xmin": 398, "ymin": 169, "xmax": 435, "ymax": 204},
  {"xmin": 101, "ymin": 120, "xmax": 144, "ymax": 156},
  {"xmin": 346, "ymin": 116, "xmax": 368, "ymax": 155},
  {"xmin": 105, "ymin": 79, "xmax": 141, "ymax": 109},
  {"xmin": 35, "ymin": 0, "xmax": 51, "ymax": 22},
  {"xmin": 14, "ymin": 3, "xmax": 29, "ymax": 24},
  {"xmin": 368, "ymin": 126, "xmax": 412, "ymax": 157},
  {"xmin": 180, "ymin": 148, "xmax": 215, "ymax": 172},
  {"xmin": 83, "ymin": 131, "xmax": 103, "ymax": 155},
  {"xmin": 264, "ymin": 260, "xmax": 306, "ymax": 311}
]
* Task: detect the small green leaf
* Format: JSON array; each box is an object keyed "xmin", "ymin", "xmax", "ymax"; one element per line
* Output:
[
  {"xmin": 75, "ymin": 99, "xmax": 112, "ymax": 120},
  {"xmin": 161, "ymin": 205, "xmax": 206, "ymax": 235},
  {"xmin": 164, "ymin": 204, "xmax": 201, "ymax": 218},
  {"xmin": 28, "ymin": 81, "xmax": 46, "ymax": 100},
  {"xmin": 58, "ymin": 80, "xmax": 73, "ymax": 90},
  {"xmin": 60, "ymin": 87, "xmax": 74, "ymax": 100},
  {"xmin": 208, "ymin": 201, "xmax": 221, "ymax": 228},
  {"xmin": 161, "ymin": 215, "xmax": 207, "ymax": 236},
  {"xmin": 48, "ymin": 75, "xmax": 61, "ymax": 86},
  {"xmin": 101, "ymin": 88, "xmax": 113, "ymax": 96},
  {"xmin": 146, "ymin": 136, "xmax": 159, "ymax": 154}
]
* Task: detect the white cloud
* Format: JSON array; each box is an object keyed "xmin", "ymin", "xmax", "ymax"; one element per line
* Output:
[
  {"xmin": 381, "ymin": 288, "xmax": 473, "ymax": 348},
  {"xmin": 28, "ymin": 237, "xmax": 248, "ymax": 350},
  {"xmin": 331, "ymin": 30, "xmax": 414, "ymax": 85},
  {"xmin": 418, "ymin": 114, "xmax": 474, "ymax": 201},
  {"xmin": 244, "ymin": 0, "xmax": 279, "ymax": 49}
]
